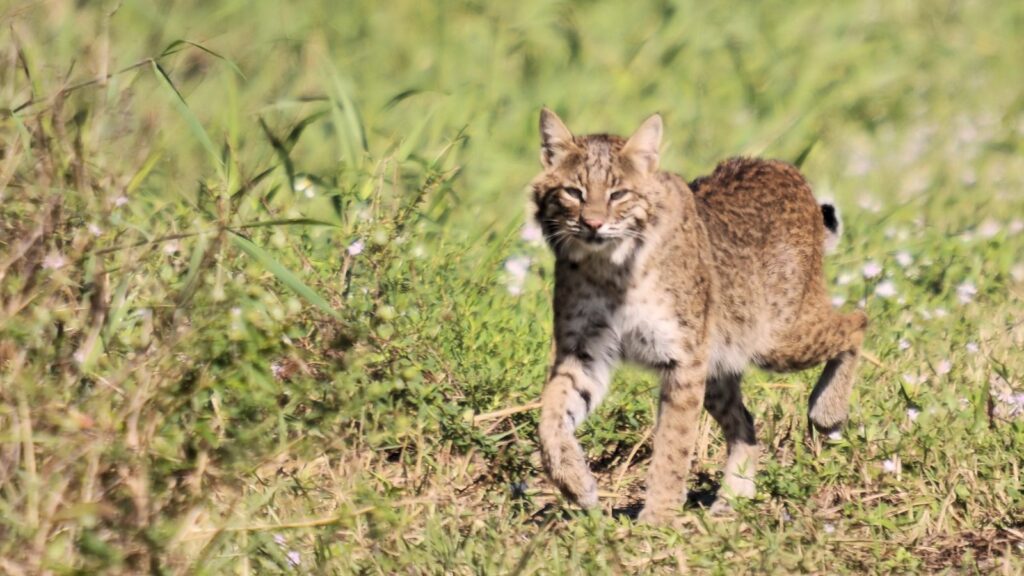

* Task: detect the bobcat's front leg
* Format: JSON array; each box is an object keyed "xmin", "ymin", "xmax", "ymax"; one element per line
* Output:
[
  {"xmin": 638, "ymin": 360, "xmax": 708, "ymax": 524},
  {"xmin": 538, "ymin": 355, "xmax": 610, "ymax": 507}
]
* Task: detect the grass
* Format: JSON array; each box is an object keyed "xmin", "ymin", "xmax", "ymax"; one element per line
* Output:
[{"xmin": 1, "ymin": 0, "xmax": 1023, "ymax": 573}]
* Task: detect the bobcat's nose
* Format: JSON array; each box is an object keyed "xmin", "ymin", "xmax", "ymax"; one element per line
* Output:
[{"xmin": 582, "ymin": 217, "xmax": 604, "ymax": 231}]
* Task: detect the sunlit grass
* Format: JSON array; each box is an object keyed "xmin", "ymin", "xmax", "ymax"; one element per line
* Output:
[{"xmin": 1, "ymin": 0, "xmax": 1022, "ymax": 573}]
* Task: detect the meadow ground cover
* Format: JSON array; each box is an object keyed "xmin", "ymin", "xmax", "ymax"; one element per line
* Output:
[{"xmin": 1, "ymin": 0, "xmax": 1023, "ymax": 573}]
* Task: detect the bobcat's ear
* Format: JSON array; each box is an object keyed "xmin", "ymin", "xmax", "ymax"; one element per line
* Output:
[
  {"xmin": 622, "ymin": 113, "xmax": 663, "ymax": 174},
  {"xmin": 539, "ymin": 107, "xmax": 576, "ymax": 168}
]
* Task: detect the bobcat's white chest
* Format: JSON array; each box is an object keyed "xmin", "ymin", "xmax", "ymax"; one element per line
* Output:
[{"xmin": 614, "ymin": 280, "xmax": 681, "ymax": 369}]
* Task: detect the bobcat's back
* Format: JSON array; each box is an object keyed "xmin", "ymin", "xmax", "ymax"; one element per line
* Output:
[{"xmin": 686, "ymin": 157, "xmax": 833, "ymax": 375}]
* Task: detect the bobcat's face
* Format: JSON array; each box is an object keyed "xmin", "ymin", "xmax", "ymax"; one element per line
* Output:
[{"xmin": 530, "ymin": 110, "xmax": 662, "ymax": 261}]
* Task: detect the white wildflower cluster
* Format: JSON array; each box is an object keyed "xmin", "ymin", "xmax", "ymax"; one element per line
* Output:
[{"xmin": 504, "ymin": 255, "xmax": 532, "ymax": 296}]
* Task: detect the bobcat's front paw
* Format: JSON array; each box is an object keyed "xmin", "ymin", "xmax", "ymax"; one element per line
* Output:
[
  {"xmin": 547, "ymin": 467, "xmax": 598, "ymax": 509},
  {"xmin": 636, "ymin": 504, "xmax": 678, "ymax": 526}
]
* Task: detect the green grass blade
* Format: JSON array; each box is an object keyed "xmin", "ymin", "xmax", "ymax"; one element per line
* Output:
[
  {"xmin": 229, "ymin": 232, "xmax": 340, "ymax": 319},
  {"xmin": 151, "ymin": 61, "xmax": 225, "ymax": 178},
  {"xmin": 160, "ymin": 39, "xmax": 247, "ymax": 80}
]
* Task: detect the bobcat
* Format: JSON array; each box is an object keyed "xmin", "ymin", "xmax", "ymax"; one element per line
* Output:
[{"xmin": 530, "ymin": 108, "xmax": 866, "ymax": 523}]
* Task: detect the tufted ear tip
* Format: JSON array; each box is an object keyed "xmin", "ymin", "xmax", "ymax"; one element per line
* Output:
[
  {"xmin": 622, "ymin": 113, "xmax": 663, "ymax": 174},
  {"xmin": 539, "ymin": 108, "xmax": 575, "ymax": 168}
]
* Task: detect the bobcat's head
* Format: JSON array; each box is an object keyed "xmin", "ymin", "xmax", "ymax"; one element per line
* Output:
[{"xmin": 530, "ymin": 108, "xmax": 662, "ymax": 263}]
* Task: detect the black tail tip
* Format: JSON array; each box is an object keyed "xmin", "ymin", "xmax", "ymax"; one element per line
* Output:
[{"xmin": 821, "ymin": 203, "xmax": 839, "ymax": 234}]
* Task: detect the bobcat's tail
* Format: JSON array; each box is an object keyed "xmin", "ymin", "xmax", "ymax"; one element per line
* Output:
[{"xmin": 820, "ymin": 202, "xmax": 842, "ymax": 253}]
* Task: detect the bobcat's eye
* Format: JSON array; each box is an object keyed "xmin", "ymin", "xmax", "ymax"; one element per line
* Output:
[
  {"xmin": 609, "ymin": 189, "xmax": 631, "ymax": 202},
  {"xmin": 561, "ymin": 187, "xmax": 584, "ymax": 201}
]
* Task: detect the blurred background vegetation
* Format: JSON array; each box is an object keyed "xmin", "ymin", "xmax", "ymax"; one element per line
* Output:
[{"xmin": 1, "ymin": 0, "xmax": 1022, "ymax": 573}]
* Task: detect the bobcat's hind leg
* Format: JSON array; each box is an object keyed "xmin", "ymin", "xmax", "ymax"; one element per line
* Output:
[
  {"xmin": 538, "ymin": 357, "xmax": 610, "ymax": 508},
  {"xmin": 704, "ymin": 372, "xmax": 758, "ymax": 514},
  {"xmin": 760, "ymin": 309, "xmax": 867, "ymax": 432}
]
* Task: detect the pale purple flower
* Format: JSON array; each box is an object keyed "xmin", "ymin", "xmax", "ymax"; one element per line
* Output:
[
  {"xmin": 862, "ymin": 261, "xmax": 883, "ymax": 279},
  {"xmin": 902, "ymin": 373, "xmax": 921, "ymax": 386},
  {"xmin": 882, "ymin": 458, "xmax": 897, "ymax": 474},
  {"xmin": 898, "ymin": 338, "xmax": 911, "ymax": 351},
  {"xmin": 520, "ymin": 220, "xmax": 543, "ymax": 244},
  {"xmin": 42, "ymin": 252, "xmax": 67, "ymax": 270},
  {"xmin": 936, "ymin": 359, "xmax": 952, "ymax": 375},
  {"xmin": 505, "ymin": 256, "xmax": 531, "ymax": 279},
  {"xmin": 836, "ymin": 273, "xmax": 853, "ymax": 286},
  {"xmin": 978, "ymin": 219, "xmax": 1001, "ymax": 239},
  {"xmin": 88, "ymin": 223, "xmax": 103, "ymax": 236},
  {"xmin": 934, "ymin": 308, "xmax": 949, "ymax": 318},
  {"xmin": 831, "ymin": 296, "xmax": 846, "ymax": 307},
  {"xmin": 823, "ymin": 523, "xmax": 836, "ymax": 534},
  {"xmin": 163, "ymin": 241, "xmax": 180, "ymax": 254},
  {"xmin": 286, "ymin": 551, "xmax": 301, "ymax": 567},
  {"xmin": 956, "ymin": 282, "xmax": 977, "ymax": 304},
  {"xmin": 997, "ymin": 392, "xmax": 1024, "ymax": 417},
  {"xmin": 504, "ymin": 255, "xmax": 532, "ymax": 296},
  {"xmin": 114, "ymin": 195, "xmax": 129, "ymax": 207},
  {"xmin": 347, "ymin": 239, "xmax": 365, "ymax": 256},
  {"xmin": 895, "ymin": 251, "xmax": 913, "ymax": 268},
  {"xmin": 966, "ymin": 342, "xmax": 979, "ymax": 354},
  {"xmin": 273, "ymin": 534, "xmax": 286, "ymax": 546},
  {"xmin": 907, "ymin": 408, "xmax": 920, "ymax": 422},
  {"xmin": 874, "ymin": 280, "xmax": 897, "ymax": 298},
  {"xmin": 271, "ymin": 361, "xmax": 286, "ymax": 380},
  {"xmin": 1009, "ymin": 220, "xmax": 1024, "ymax": 235}
]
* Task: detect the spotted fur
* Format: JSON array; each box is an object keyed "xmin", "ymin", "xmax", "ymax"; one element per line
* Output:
[{"xmin": 531, "ymin": 108, "xmax": 866, "ymax": 523}]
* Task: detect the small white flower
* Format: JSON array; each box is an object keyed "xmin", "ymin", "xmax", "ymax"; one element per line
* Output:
[
  {"xmin": 286, "ymin": 551, "xmax": 301, "ymax": 567},
  {"xmin": 858, "ymin": 196, "xmax": 881, "ymax": 213},
  {"xmin": 88, "ymin": 223, "xmax": 103, "ymax": 236},
  {"xmin": 882, "ymin": 458, "xmax": 897, "ymax": 474},
  {"xmin": 1013, "ymin": 265, "xmax": 1024, "ymax": 283},
  {"xmin": 895, "ymin": 251, "xmax": 913, "ymax": 268},
  {"xmin": 966, "ymin": 342, "xmax": 979, "ymax": 354},
  {"xmin": 936, "ymin": 359, "xmax": 952, "ymax": 375},
  {"xmin": 507, "ymin": 283, "xmax": 524, "ymax": 296},
  {"xmin": 520, "ymin": 220, "xmax": 543, "ymax": 244},
  {"xmin": 902, "ymin": 373, "xmax": 920, "ymax": 386},
  {"xmin": 504, "ymin": 256, "xmax": 531, "ymax": 280},
  {"xmin": 231, "ymin": 307, "xmax": 242, "ymax": 317},
  {"xmin": 898, "ymin": 338, "xmax": 911, "ymax": 351},
  {"xmin": 836, "ymin": 273, "xmax": 853, "ymax": 286},
  {"xmin": 823, "ymin": 523, "xmax": 836, "ymax": 534},
  {"xmin": 956, "ymin": 282, "xmax": 977, "ymax": 304},
  {"xmin": 862, "ymin": 261, "xmax": 883, "ymax": 279},
  {"xmin": 831, "ymin": 296, "xmax": 846, "ymax": 307},
  {"xmin": 907, "ymin": 408, "xmax": 920, "ymax": 422},
  {"xmin": 874, "ymin": 280, "xmax": 897, "ymax": 298},
  {"xmin": 828, "ymin": 430, "xmax": 843, "ymax": 441},
  {"xmin": 273, "ymin": 533, "xmax": 286, "ymax": 546},
  {"xmin": 934, "ymin": 308, "xmax": 948, "ymax": 318},
  {"xmin": 271, "ymin": 361, "xmax": 285, "ymax": 379},
  {"xmin": 163, "ymin": 241, "xmax": 180, "ymax": 254},
  {"xmin": 295, "ymin": 176, "xmax": 315, "ymax": 198},
  {"xmin": 1009, "ymin": 220, "xmax": 1024, "ymax": 235},
  {"xmin": 114, "ymin": 195, "xmax": 129, "ymax": 207},
  {"xmin": 978, "ymin": 219, "xmax": 1001, "ymax": 239},
  {"xmin": 42, "ymin": 252, "xmax": 67, "ymax": 270},
  {"xmin": 347, "ymin": 239, "xmax": 365, "ymax": 256}
]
